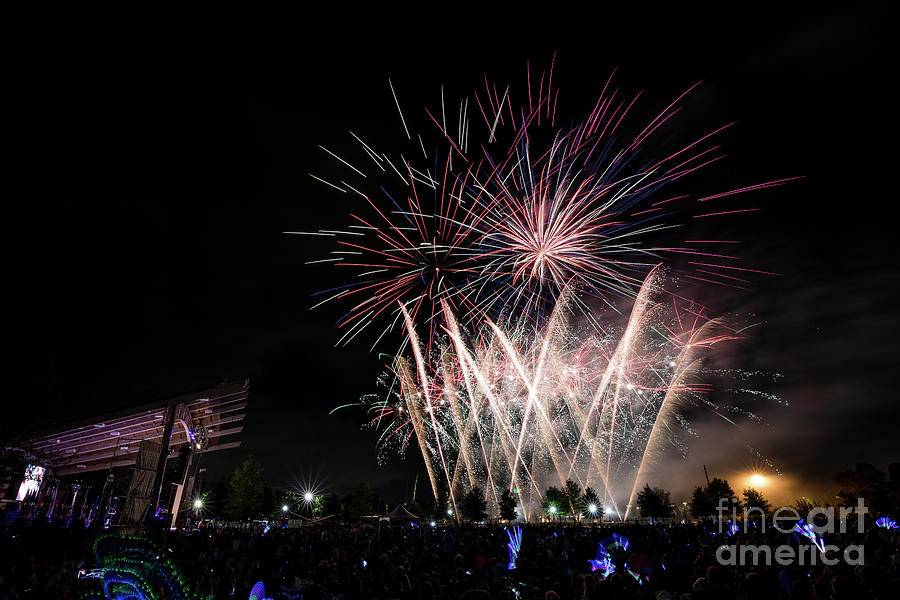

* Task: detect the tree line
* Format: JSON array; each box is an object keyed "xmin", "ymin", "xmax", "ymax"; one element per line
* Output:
[{"xmin": 209, "ymin": 456, "xmax": 900, "ymax": 522}]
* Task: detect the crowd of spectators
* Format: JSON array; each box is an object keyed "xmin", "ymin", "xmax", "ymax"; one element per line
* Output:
[{"xmin": 2, "ymin": 514, "xmax": 899, "ymax": 599}]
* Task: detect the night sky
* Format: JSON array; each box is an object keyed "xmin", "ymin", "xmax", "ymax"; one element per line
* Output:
[{"xmin": 3, "ymin": 3, "xmax": 895, "ymax": 504}]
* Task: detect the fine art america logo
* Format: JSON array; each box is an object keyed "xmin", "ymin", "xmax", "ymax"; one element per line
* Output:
[{"xmin": 714, "ymin": 497, "xmax": 869, "ymax": 566}]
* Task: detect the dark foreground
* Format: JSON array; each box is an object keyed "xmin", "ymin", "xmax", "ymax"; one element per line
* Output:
[{"xmin": 1, "ymin": 518, "xmax": 899, "ymax": 600}]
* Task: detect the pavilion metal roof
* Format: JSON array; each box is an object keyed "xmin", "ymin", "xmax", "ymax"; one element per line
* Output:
[{"xmin": 8, "ymin": 379, "xmax": 249, "ymax": 476}]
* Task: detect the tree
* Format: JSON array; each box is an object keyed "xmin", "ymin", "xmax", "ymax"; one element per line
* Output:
[
  {"xmin": 430, "ymin": 489, "xmax": 450, "ymax": 521},
  {"xmin": 834, "ymin": 463, "xmax": 893, "ymax": 511},
  {"xmin": 405, "ymin": 499, "xmax": 424, "ymax": 519},
  {"xmin": 348, "ymin": 482, "xmax": 375, "ymax": 518},
  {"xmin": 563, "ymin": 479, "xmax": 582, "ymax": 516},
  {"xmin": 261, "ymin": 485, "xmax": 277, "ymax": 516},
  {"xmin": 499, "ymin": 489, "xmax": 518, "ymax": 521},
  {"xmin": 206, "ymin": 480, "xmax": 229, "ymax": 517},
  {"xmin": 689, "ymin": 478, "xmax": 738, "ymax": 519},
  {"xmin": 742, "ymin": 488, "xmax": 771, "ymax": 514},
  {"xmin": 707, "ymin": 478, "xmax": 738, "ymax": 508},
  {"xmin": 635, "ymin": 484, "xmax": 674, "ymax": 520},
  {"xmin": 414, "ymin": 493, "xmax": 434, "ymax": 519},
  {"xmin": 278, "ymin": 489, "xmax": 321, "ymax": 518},
  {"xmin": 279, "ymin": 490, "xmax": 301, "ymax": 513},
  {"xmin": 580, "ymin": 487, "xmax": 602, "ymax": 520},
  {"xmin": 341, "ymin": 495, "xmax": 354, "ymax": 520},
  {"xmin": 224, "ymin": 455, "xmax": 266, "ymax": 520},
  {"xmin": 689, "ymin": 486, "xmax": 714, "ymax": 518},
  {"xmin": 541, "ymin": 486, "xmax": 567, "ymax": 518},
  {"xmin": 460, "ymin": 486, "xmax": 488, "ymax": 522},
  {"xmin": 323, "ymin": 492, "xmax": 343, "ymax": 519},
  {"xmin": 793, "ymin": 497, "xmax": 816, "ymax": 518},
  {"xmin": 309, "ymin": 495, "xmax": 324, "ymax": 517}
]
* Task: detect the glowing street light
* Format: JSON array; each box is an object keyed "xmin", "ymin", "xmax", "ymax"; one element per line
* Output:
[
  {"xmin": 193, "ymin": 499, "xmax": 203, "ymax": 509},
  {"xmin": 549, "ymin": 506, "xmax": 557, "ymax": 514},
  {"xmin": 588, "ymin": 504, "xmax": 598, "ymax": 514},
  {"xmin": 282, "ymin": 505, "xmax": 289, "ymax": 512},
  {"xmin": 304, "ymin": 492, "xmax": 314, "ymax": 502},
  {"xmin": 447, "ymin": 508, "xmax": 453, "ymax": 516}
]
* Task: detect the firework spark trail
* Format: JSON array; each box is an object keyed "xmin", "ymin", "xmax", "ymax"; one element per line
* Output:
[
  {"xmin": 400, "ymin": 305, "xmax": 460, "ymax": 520},
  {"xmin": 443, "ymin": 302, "xmax": 537, "ymax": 516},
  {"xmin": 395, "ymin": 357, "xmax": 440, "ymax": 502},
  {"xmin": 384, "ymin": 269, "xmax": 748, "ymax": 518},
  {"xmin": 623, "ymin": 354, "xmax": 703, "ymax": 520},
  {"xmin": 568, "ymin": 266, "xmax": 661, "ymax": 514},
  {"xmin": 496, "ymin": 298, "xmax": 573, "ymax": 494},
  {"xmin": 444, "ymin": 317, "xmax": 542, "ymax": 518},
  {"xmin": 442, "ymin": 303, "xmax": 501, "ymax": 511}
]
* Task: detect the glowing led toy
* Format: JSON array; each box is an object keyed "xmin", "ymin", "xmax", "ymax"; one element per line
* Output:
[
  {"xmin": 506, "ymin": 524, "xmax": 523, "ymax": 570},
  {"xmin": 587, "ymin": 554, "xmax": 614, "ymax": 577},
  {"xmin": 793, "ymin": 522, "xmax": 826, "ymax": 554},
  {"xmin": 78, "ymin": 534, "xmax": 205, "ymax": 600},
  {"xmin": 601, "ymin": 533, "xmax": 630, "ymax": 553},
  {"xmin": 249, "ymin": 581, "xmax": 273, "ymax": 600},
  {"xmin": 588, "ymin": 534, "xmax": 640, "ymax": 583}
]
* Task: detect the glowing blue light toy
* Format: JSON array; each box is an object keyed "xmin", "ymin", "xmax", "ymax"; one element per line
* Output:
[
  {"xmin": 249, "ymin": 581, "xmax": 273, "ymax": 600},
  {"xmin": 793, "ymin": 522, "xmax": 826, "ymax": 553},
  {"xmin": 587, "ymin": 534, "xmax": 641, "ymax": 584},
  {"xmin": 600, "ymin": 533, "xmax": 630, "ymax": 553},
  {"xmin": 506, "ymin": 524, "xmax": 522, "ymax": 570}
]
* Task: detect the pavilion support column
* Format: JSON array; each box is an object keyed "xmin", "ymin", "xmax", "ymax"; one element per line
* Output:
[
  {"xmin": 144, "ymin": 405, "xmax": 175, "ymax": 528},
  {"xmin": 168, "ymin": 451, "xmax": 193, "ymax": 530}
]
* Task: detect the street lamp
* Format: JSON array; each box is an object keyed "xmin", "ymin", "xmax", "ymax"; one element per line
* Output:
[
  {"xmin": 304, "ymin": 492, "xmax": 314, "ymax": 502},
  {"xmin": 588, "ymin": 504, "xmax": 598, "ymax": 515},
  {"xmin": 193, "ymin": 499, "xmax": 203, "ymax": 509},
  {"xmin": 282, "ymin": 505, "xmax": 289, "ymax": 513}
]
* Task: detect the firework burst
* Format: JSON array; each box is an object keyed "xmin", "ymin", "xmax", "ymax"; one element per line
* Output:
[
  {"xmin": 310, "ymin": 59, "xmax": 790, "ymax": 517},
  {"xmin": 295, "ymin": 61, "xmax": 797, "ymax": 348}
]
